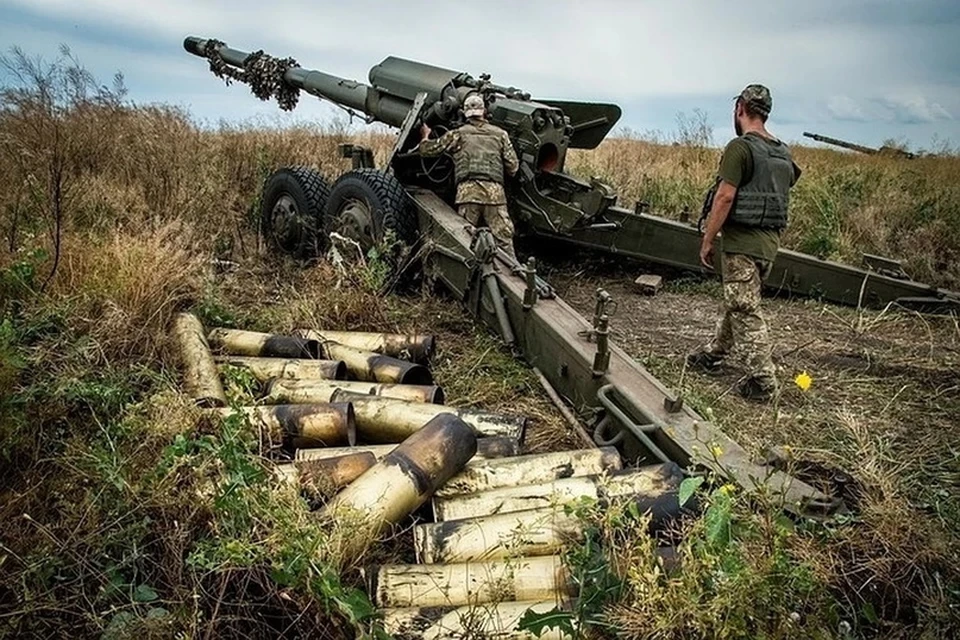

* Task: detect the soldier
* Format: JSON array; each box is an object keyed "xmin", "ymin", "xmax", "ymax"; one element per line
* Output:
[
  {"xmin": 687, "ymin": 84, "xmax": 802, "ymax": 401},
  {"xmin": 418, "ymin": 93, "xmax": 520, "ymax": 259}
]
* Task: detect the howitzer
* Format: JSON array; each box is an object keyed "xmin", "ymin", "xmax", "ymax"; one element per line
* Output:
[
  {"xmin": 803, "ymin": 131, "xmax": 916, "ymax": 159},
  {"xmin": 184, "ymin": 36, "xmax": 957, "ymax": 315}
]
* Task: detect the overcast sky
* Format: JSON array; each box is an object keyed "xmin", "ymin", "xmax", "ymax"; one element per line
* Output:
[{"xmin": 2, "ymin": 0, "xmax": 958, "ymax": 151}]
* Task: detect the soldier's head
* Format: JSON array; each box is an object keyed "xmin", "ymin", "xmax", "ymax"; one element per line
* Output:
[
  {"xmin": 463, "ymin": 93, "xmax": 486, "ymax": 121},
  {"xmin": 734, "ymin": 84, "xmax": 772, "ymax": 135}
]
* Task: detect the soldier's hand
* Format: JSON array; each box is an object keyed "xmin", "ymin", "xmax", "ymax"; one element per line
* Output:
[
  {"xmin": 700, "ymin": 238, "xmax": 715, "ymax": 269},
  {"xmin": 420, "ymin": 123, "xmax": 431, "ymax": 139}
]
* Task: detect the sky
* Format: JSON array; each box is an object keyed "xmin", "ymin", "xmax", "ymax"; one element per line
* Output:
[{"xmin": 1, "ymin": 0, "xmax": 958, "ymax": 151}]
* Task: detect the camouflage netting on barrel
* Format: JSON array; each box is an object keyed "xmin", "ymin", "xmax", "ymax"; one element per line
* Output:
[{"xmin": 201, "ymin": 38, "xmax": 301, "ymax": 111}]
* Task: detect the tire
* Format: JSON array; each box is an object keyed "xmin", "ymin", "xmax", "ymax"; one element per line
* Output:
[
  {"xmin": 259, "ymin": 166, "xmax": 332, "ymax": 258},
  {"xmin": 323, "ymin": 168, "xmax": 419, "ymax": 255}
]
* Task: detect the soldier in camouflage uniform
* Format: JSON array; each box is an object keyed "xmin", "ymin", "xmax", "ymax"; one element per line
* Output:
[
  {"xmin": 418, "ymin": 93, "xmax": 520, "ymax": 259},
  {"xmin": 687, "ymin": 84, "xmax": 802, "ymax": 401}
]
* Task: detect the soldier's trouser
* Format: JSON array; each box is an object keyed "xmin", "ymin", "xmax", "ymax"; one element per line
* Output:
[
  {"xmin": 706, "ymin": 252, "xmax": 777, "ymax": 387},
  {"xmin": 458, "ymin": 203, "xmax": 517, "ymax": 260}
]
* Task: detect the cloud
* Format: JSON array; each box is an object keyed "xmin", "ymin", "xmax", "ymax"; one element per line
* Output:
[
  {"xmin": 826, "ymin": 96, "xmax": 870, "ymax": 122},
  {"xmin": 881, "ymin": 96, "xmax": 953, "ymax": 124},
  {"xmin": 2, "ymin": 0, "xmax": 959, "ymax": 148}
]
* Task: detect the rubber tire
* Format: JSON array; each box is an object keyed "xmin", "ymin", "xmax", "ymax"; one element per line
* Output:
[
  {"xmin": 324, "ymin": 168, "xmax": 419, "ymax": 249},
  {"xmin": 259, "ymin": 166, "xmax": 332, "ymax": 258}
]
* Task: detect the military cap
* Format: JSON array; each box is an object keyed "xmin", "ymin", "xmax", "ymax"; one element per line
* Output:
[
  {"xmin": 463, "ymin": 93, "xmax": 486, "ymax": 118},
  {"xmin": 736, "ymin": 84, "xmax": 772, "ymax": 116}
]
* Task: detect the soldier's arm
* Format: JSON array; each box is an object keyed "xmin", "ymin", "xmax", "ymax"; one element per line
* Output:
[
  {"xmin": 699, "ymin": 140, "xmax": 747, "ymax": 268},
  {"xmin": 501, "ymin": 130, "xmax": 519, "ymax": 176},
  {"xmin": 418, "ymin": 129, "xmax": 458, "ymax": 157}
]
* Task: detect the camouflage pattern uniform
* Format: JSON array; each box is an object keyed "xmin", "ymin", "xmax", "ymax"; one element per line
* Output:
[
  {"xmin": 704, "ymin": 252, "xmax": 777, "ymax": 385},
  {"xmin": 418, "ymin": 96, "xmax": 520, "ymax": 259},
  {"xmin": 691, "ymin": 84, "xmax": 800, "ymax": 399}
]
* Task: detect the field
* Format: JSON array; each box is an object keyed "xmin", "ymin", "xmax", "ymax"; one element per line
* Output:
[{"xmin": 1, "ymin": 51, "xmax": 959, "ymax": 639}]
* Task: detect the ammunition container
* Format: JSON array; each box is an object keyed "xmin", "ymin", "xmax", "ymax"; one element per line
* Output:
[
  {"xmin": 366, "ymin": 555, "xmax": 575, "ymax": 608},
  {"xmin": 322, "ymin": 341, "xmax": 433, "ymax": 385},
  {"xmin": 435, "ymin": 447, "xmax": 623, "ymax": 498},
  {"xmin": 262, "ymin": 378, "xmax": 444, "ymax": 404},
  {"xmin": 171, "ymin": 312, "xmax": 227, "ymax": 407},
  {"xmin": 302, "ymin": 329, "xmax": 436, "ymax": 364},
  {"xmin": 433, "ymin": 462, "xmax": 683, "ymax": 521},
  {"xmin": 207, "ymin": 328, "xmax": 320, "ymax": 359},
  {"xmin": 330, "ymin": 390, "xmax": 526, "ymax": 443},
  {"xmin": 214, "ymin": 403, "xmax": 356, "ymax": 447},
  {"xmin": 382, "ymin": 599, "xmax": 575, "ymax": 639},
  {"xmin": 215, "ymin": 356, "xmax": 347, "ymax": 382},
  {"xmin": 319, "ymin": 413, "xmax": 477, "ymax": 556},
  {"xmin": 294, "ymin": 435, "xmax": 520, "ymax": 462}
]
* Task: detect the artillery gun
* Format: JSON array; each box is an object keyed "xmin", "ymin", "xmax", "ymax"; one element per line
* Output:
[
  {"xmin": 184, "ymin": 37, "xmax": 957, "ymax": 316},
  {"xmin": 803, "ymin": 131, "xmax": 917, "ymax": 159}
]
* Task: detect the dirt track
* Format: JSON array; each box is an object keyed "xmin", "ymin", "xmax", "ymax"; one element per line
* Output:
[{"xmin": 541, "ymin": 259, "xmax": 960, "ymax": 465}]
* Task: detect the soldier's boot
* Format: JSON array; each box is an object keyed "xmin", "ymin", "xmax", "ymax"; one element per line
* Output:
[
  {"xmin": 738, "ymin": 376, "xmax": 777, "ymax": 402},
  {"xmin": 685, "ymin": 350, "xmax": 725, "ymax": 375}
]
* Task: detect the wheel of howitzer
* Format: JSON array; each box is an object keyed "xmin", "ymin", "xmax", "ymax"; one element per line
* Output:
[
  {"xmin": 259, "ymin": 167, "xmax": 332, "ymax": 258},
  {"xmin": 323, "ymin": 169, "xmax": 419, "ymax": 264}
]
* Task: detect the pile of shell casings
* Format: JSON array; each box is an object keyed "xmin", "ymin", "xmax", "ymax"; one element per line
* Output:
[{"xmin": 171, "ymin": 313, "xmax": 683, "ymax": 639}]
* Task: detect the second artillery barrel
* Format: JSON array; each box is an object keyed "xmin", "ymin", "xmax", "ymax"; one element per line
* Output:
[{"xmin": 331, "ymin": 390, "xmax": 526, "ymax": 443}]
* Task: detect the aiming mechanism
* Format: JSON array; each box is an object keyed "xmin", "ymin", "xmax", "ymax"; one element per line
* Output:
[{"xmin": 183, "ymin": 36, "xmax": 958, "ymax": 315}]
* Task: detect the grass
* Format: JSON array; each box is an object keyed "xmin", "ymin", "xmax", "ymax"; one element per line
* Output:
[{"xmin": 1, "ymin": 47, "xmax": 958, "ymax": 638}]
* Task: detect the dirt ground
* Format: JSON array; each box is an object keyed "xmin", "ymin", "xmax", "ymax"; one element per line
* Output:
[{"xmin": 539, "ymin": 256, "xmax": 960, "ymax": 505}]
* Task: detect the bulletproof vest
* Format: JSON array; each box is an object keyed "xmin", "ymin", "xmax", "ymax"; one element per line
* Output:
[
  {"xmin": 453, "ymin": 122, "xmax": 505, "ymax": 184},
  {"xmin": 729, "ymin": 132, "xmax": 794, "ymax": 230}
]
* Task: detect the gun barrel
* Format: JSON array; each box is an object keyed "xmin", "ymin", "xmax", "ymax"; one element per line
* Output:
[
  {"xmin": 184, "ymin": 36, "xmax": 402, "ymax": 124},
  {"xmin": 802, "ymin": 131, "xmax": 878, "ymax": 155}
]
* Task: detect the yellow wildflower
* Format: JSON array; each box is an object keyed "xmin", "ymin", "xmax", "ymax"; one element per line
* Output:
[
  {"xmin": 710, "ymin": 444, "xmax": 723, "ymax": 458},
  {"xmin": 794, "ymin": 371, "xmax": 813, "ymax": 391}
]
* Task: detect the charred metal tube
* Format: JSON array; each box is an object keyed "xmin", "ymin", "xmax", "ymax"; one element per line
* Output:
[
  {"xmin": 433, "ymin": 462, "xmax": 683, "ymax": 521},
  {"xmin": 214, "ymin": 404, "xmax": 356, "ymax": 447},
  {"xmin": 295, "ymin": 435, "xmax": 520, "ymax": 462},
  {"xmin": 207, "ymin": 328, "xmax": 320, "ymax": 359},
  {"xmin": 435, "ymin": 447, "xmax": 623, "ymax": 498},
  {"xmin": 382, "ymin": 599, "xmax": 575, "ymax": 640},
  {"xmin": 215, "ymin": 356, "xmax": 347, "ymax": 382},
  {"xmin": 262, "ymin": 378, "xmax": 445, "ymax": 404},
  {"xmin": 319, "ymin": 413, "xmax": 477, "ymax": 556},
  {"xmin": 415, "ymin": 507, "xmax": 584, "ymax": 564},
  {"xmin": 330, "ymin": 390, "xmax": 526, "ymax": 443},
  {"xmin": 416, "ymin": 490, "xmax": 685, "ymax": 563},
  {"xmin": 320, "ymin": 340, "xmax": 433, "ymax": 385},
  {"xmin": 277, "ymin": 452, "xmax": 378, "ymax": 497},
  {"xmin": 301, "ymin": 330, "xmax": 436, "ymax": 364},
  {"xmin": 171, "ymin": 312, "xmax": 227, "ymax": 407},
  {"xmin": 366, "ymin": 555, "xmax": 576, "ymax": 609}
]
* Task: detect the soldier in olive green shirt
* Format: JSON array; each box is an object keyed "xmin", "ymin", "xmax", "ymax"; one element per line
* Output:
[{"xmin": 688, "ymin": 84, "xmax": 801, "ymax": 402}]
